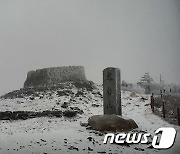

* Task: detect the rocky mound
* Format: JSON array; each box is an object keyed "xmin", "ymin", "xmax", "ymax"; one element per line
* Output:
[
  {"xmin": 0, "ymin": 81, "xmax": 96, "ymax": 121},
  {"xmin": 1, "ymin": 81, "xmax": 95, "ymax": 99},
  {"xmin": 24, "ymin": 66, "xmax": 87, "ymax": 88},
  {"xmin": 88, "ymin": 114, "xmax": 138, "ymax": 132}
]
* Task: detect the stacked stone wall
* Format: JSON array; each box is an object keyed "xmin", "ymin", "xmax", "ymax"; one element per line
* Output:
[{"xmin": 24, "ymin": 66, "xmax": 87, "ymax": 87}]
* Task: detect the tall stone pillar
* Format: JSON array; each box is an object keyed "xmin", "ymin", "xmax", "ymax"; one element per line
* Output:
[{"xmin": 103, "ymin": 67, "xmax": 121, "ymax": 115}]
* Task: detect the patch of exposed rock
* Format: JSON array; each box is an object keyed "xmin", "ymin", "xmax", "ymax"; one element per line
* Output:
[
  {"xmin": 1, "ymin": 81, "xmax": 95, "ymax": 99},
  {"xmin": 0, "ymin": 109, "xmax": 83, "ymax": 120},
  {"xmin": 88, "ymin": 114, "xmax": 138, "ymax": 132}
]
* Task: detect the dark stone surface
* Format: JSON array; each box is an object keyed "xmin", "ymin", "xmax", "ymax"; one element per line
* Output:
[
  {"xmin": 61, "ymin": 102, "xmax": 69, "ymax": 108},
  {"xmin": 57, "ymin": 91, "xmax": 69, "ymax": 97},
  {"xmin": 73, "ymin": 81, "xmax": 95, "ymax": 91},
  {"xmin": 0, "ymin": 109, "xmax": 84, "ymax": 120},
  {"xmin": 63, "ymin": 110, "xmax": 77, "ymax": 117},
  {"xmin": 103, "ymin": 67, "xmax": 121, "ymax": 115},
  {"xmin": 75, "ymin": 91, "xmax": 84, "ymax": 97},
  {"xmin": 70, "ymin": 107, "xmax": 84, "ymax": 114},
  {"xmin": 0, "ymin": 110, "xmax": 63, "ymax": 120},
  {"xmin": 1, "ymin": 81, "xmax": 95, "ymax": 99},
  {"xmin": 88, "ymin": 114, "xmax": 138, "ymax": 132}
]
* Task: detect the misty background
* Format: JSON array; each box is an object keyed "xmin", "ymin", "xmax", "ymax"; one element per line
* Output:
[{"xmin": 0, "ymin": 0, "xmax": 180, "ymax": 96}]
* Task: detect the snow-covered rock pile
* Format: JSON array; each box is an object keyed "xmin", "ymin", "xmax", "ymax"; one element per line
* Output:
[{"xmin": 0, "ymin": 81, "xmax": 98, "ymax": 120}]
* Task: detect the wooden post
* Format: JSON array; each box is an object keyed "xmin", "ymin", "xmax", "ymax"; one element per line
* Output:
[
  {"xmin": 150, "ymin": 94, "xmax": 154, "ymax": 112},
  {"xmin": 160, "ymin": 89, "xmax": 163, "ymax": 99},
  {"xmin": 177, "ymin": 107, "xmax": 180, "ymax": 126},
  {"xmin": 162, "ymin": 100, "xmax": 165, "ymax": 118}
]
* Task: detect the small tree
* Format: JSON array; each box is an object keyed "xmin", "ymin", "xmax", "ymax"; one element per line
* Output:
[
  {"xmin": 122, "ymin": 80, "xmax": 128, "ymax": 87},
  {"xmin": 137, "ymin": 72, "xmax": 154, "ymax": 94}
]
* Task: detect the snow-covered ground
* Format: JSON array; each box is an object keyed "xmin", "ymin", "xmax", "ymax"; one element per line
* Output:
[{"xmin": 0, "ymin": 84, "xmax": 180, "ymax": 154}]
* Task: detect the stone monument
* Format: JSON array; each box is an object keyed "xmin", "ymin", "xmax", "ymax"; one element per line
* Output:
[{"xmin": 103, "ymin": 67, "xmax": 121, "ymax": 115}]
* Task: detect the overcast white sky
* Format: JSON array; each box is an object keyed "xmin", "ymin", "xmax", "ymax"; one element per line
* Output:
[{"xmin": 0, "ymin": 0, "xmax": 180, "ymax": 95}]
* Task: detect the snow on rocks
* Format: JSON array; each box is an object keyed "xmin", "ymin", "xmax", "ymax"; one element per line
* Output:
[{"xmin": 0, "ymin": 83, "xmax": 179, "ymax": 154}]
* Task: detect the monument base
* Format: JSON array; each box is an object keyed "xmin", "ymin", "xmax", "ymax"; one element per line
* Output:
[{"xmin": 88, "ymin": 114, "xmax": 138, "ymax": 132}]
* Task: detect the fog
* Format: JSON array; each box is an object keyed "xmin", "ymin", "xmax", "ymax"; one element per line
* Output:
[{"xmin": 0, "ymin": 0, "xmax": 180, "ymax": 95}]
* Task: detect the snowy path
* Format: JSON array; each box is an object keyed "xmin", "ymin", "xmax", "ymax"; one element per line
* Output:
[{"xmin": 122, "ymin": 91, "xmax": 180, "ymax": 154}]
